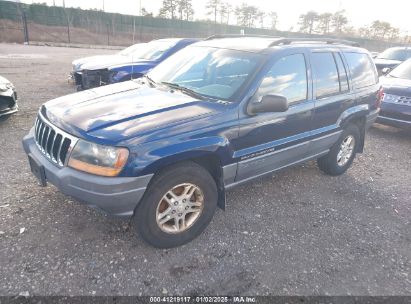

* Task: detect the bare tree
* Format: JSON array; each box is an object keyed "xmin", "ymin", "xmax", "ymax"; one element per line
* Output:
[
  {"xmin": 331, "ymin": 10, "xmax": 348, "ymax": 34},
  {"xmin": 235, "ymin": 3, "xmax": 259, "ymax": 28},
  {"xmin": 159, "ymin": 0, "xmax": 177, "ymax": 19},
  {"xmin": 219, "ymin": 2, "xmax": 227, "ymax": 24},
  {"xmin": 298, "ymin": 11, "xmax": 319, "ymax": 34},
  {"xmin": 258, "ymin": 11, "xmax": 266, "ymax": 29},
  {"xmin": 206, "ymin": 0, "xmax": 221, "ymax": 24},
  {"xmin": 317, "ymin": 13, "xmax": 333, "ymax": 34},
  {"xmin": 177, "ymin": 0, "xmax": 194, "ymax": 20},
  {"xmin": 141, "ymin": 8, "xmax": 153, "ymax": 17},
  {"xmin": 268, "ymin": 12, "xmax": 278, "ymax": 30}
]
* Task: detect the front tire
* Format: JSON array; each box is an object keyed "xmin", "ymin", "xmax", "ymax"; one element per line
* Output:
[
  {"xmin": 133, "ymin": 162, "xmax": 218, "ymax": 248},
  {"xmin": 317, "ymin": 124, "xmax": 360, "ymax": 176}
]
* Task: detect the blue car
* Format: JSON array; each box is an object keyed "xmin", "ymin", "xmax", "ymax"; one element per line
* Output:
[
  {"xmin": 70, "ymin": 43, "xmax": 146, "ymax": 86},
  {"xmin": 374, "ymin": 47, "xmax": 411, "ymax": 75},
  {"xmin": 79, "ymin": 38, "xmax": 198, "ymax": 90},
  {"xmin": 377, "ymin": 59, "xmax": 411, "ymax": 129},
  {"xmin": 23, "ymin": 36, "xmax": 381, "ymax": 248}
]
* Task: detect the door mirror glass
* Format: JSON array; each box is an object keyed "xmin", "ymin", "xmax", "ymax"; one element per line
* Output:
[{"xmin": 247, "ymin": 95, "xmax": 289, "ymax": 114}]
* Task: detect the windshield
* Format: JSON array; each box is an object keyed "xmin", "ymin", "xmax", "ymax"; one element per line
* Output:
[
  {"xmin": 389, "ymin": 59, "xmax": 411, "ymax": 80},
  {"xmin": 148, "ymin": 46, "xmax": 262, "ymax": 100},
  {"xmin": 118, "ymin": 44, "xmax": 144, "ymax": 56},
  {"xmin": 127, "ymin": 40, "xmax": 178, "ymax": 61},
  {"xmin": 377, "ymin": 48, "xmax": 411, "ymax": 61}
]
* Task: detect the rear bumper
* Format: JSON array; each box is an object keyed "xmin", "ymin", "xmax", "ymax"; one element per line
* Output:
[
  {"xmin": 376, "ymin": 102, "xmax": 411, "ymax": 129},
  {"xmin": 376, "ymin": 115, "xmax": 411, "ymax": 129},
  {"xmin": 365, "ymin": 108, "xmax": 380, "ymax": 129},
  {"xmin": 22, "ymin": 130, "xmax": 153, "ymax": 217}
]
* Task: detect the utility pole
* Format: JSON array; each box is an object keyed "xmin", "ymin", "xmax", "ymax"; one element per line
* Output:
[
  {"xmin": 62, "ymin": 0, "xmax": 65, "ymax": 8},
  {"xmin": 139, "ymin": 0, "xmax": 143, "ymax": 42},
  {"xmin": 102, "ymin": 0, "xmax": 105, "ymax": 12}
]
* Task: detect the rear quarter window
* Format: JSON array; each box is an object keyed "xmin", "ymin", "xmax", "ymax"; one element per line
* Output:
[{"xmin": 344, "ymin": 52, "xmax": 378, "ymax": 89}]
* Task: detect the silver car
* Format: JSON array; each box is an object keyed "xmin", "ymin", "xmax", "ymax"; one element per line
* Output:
[{"xmin": 0, "ymin": 76, "xmax": 18, "ymax": 119}]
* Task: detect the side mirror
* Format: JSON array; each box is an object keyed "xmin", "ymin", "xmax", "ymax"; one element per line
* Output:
[
  {"xmin": 247, "ymin": 95, "xmax": 289, "ymax": 115},
  {"xmin": 382, "ymin": 67, "xmax": 392, "ymax": 75}
]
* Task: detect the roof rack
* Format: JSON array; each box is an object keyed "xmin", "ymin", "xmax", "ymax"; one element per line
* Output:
[
  {"xmin": 205, "ymin": 34, "xmax": 280, "ymax": 40},
  {"xmin": 204, "ymin": 35, "xmax": 360, "ymax": 47},
  {"xmin": 269, "ymin": 37, "xmax": 360, "ymax": 47}
]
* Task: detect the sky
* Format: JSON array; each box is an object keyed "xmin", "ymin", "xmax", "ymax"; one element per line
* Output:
[{"xmin": 12, "ymin": 0, "xmax": 411, "ymax": 34}]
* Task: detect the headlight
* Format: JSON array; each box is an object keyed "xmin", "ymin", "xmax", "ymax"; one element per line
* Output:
[
  {"xmin": 110, "ymin": 70, "xmax": 130, "ymax": 82},
  {"xmin": 0, "ymin": 83, "xmax": 12, "ymax": 92},
  {"xmin": 68, "ymin": 140, "xmax": 129, "ymax": 177}
]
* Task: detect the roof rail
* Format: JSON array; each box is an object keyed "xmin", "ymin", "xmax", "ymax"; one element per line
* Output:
[
  {"xmin": 269, "ymin": 37, "xmax": 360, "ymax": 47},
  {"xmin": 205, "ymin": 34, "xmax": 280, "ymax": 40}
]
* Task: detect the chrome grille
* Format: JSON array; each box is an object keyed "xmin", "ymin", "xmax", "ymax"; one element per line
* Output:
[{"xmin": 34, "ymin": 113, "xmax": 78, "ymax": 166}]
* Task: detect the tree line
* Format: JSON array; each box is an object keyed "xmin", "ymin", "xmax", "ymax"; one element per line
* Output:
[
  {"xmin": 151, "ymin": 0, "xmax": 278, "ymax": 29},
  {"xmin": 145, "ymin": 0, "xmax": 405, "ymax": 41},
  {"xmin": 298, "ymin": 10, "xmax": 402, "ymax": 40}
]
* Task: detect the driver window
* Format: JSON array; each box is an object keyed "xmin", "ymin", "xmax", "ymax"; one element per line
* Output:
[{"xmin": 256, "ymin": 54, "xmax": 308, "ymax": 104}]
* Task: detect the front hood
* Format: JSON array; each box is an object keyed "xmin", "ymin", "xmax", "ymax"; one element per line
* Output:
[
  {"xmin": 374, "ymin": 58, "xmax": 402, "ymax": 67},
  {"xmin": 72, "ymin": 55, "xmax": 115, "ymax": 66},
  {"xmin": 80, "ymin": 55, "xmax": 134, "ymax": 71},
  {"xmin": 42, "ymin": 81, "xmax": 220, "ymax": 144},
  {"xmin": 380, "ymin": 76, "xmax": 411, "ymax": 97},
  {"xmin": 0, "ymin": 75, "xmax": 11, "ymax": 85}
]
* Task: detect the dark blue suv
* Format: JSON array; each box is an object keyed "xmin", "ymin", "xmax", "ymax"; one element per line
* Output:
[{"xmin": 23, "ymin": 36, "xmax": 381, "ymax": 248}]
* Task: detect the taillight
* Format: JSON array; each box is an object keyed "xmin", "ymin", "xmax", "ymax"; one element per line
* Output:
[{"xmin": 376, "ymin": 86, "xmax": 384, "ymax": 108}]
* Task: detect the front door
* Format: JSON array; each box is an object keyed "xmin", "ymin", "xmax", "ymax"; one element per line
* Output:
[{"xmin": 233, "ymin": 51, "xmax": 315, "ymax": 182}]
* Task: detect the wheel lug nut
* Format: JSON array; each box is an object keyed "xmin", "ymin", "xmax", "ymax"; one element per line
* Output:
[
  {"xmin": 178, "ymin": 213, "xmax": 182, "ymax": 217},
  {"xmin": 185, "ymin": 206, "xmax": 189, "ymax": 210},
  {"xmin": 174, "ymin": 202, "xmax": 178, "ymax": 206},
  {"xmin": 172, "ymin": 210, "xmax": 176, "ymax": 214},
  {"xmin": 182, "ymin": 199, "xmax": 186, "ymax": 203}
]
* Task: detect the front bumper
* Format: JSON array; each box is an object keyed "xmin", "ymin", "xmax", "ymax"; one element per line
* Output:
[
  {"xmin": 22, "ymin": 129, "xmax": 153, "ymax": 217},
  {"xmin": 0, "ymin": 89, "xmax": 18, "ymax": 117},
  {"xmin": 0, "ymin": 104, "xmax": 18, "ymax": 117}
]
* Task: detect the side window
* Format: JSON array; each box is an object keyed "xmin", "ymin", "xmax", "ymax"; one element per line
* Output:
[
  {"xmin": 334, "ymin": 53, "xmax": 349, "ymax": 92},
  {"xmin": 311, "ymin": 52, "xmax": 340, "ymax": 98},
  {"xmin": 344, "ymin": 52, "xmax": 378, "ymax": 89},
  {"xmin": 256, "ymin": 54, "xmax": 307, "ymax": 104}
]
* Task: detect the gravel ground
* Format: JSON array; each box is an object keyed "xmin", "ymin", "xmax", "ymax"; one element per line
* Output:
[{"xmin": 0, "ymin": 43, "xmax": 410, "ymax": 297}]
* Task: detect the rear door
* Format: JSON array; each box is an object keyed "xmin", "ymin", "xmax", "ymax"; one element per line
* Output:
[
  {"xmin": 343, "ymin": 52, "xmax": 379, "ymax": 113},
  {"xmin": 310, "ymin": 50, "xmax": 354, "ymax": 154}
]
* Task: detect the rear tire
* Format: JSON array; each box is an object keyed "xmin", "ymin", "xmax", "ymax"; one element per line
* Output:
[
  {"xmin": 317, "ymin": 124, "xmax": 360, "ymax": 176},
  {"xmin": 133, "ymin": 162, "xmax": 218, "ymax": 248}
]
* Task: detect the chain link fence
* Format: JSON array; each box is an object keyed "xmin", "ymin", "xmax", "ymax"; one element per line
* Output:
[{"xmin": 0, "ymin": 0, "xmax": 407, "ymax": 50}]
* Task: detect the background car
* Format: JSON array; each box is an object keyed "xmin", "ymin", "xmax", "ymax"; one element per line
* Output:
[
  {"xmin": 0, "ymin": 75, "xmax": 18, "ymax": 120},
  {"xmin": 79, "ymin": 38, "xmax": 198, "ymax": 90},
  {"xmin": 374, "ymin": 46, "xmax": 411, "ymax": 75},
  {"xmin": 377, "ymin": 59, "xmax": 411, "ymax": 129},
  {"xmin": 70, "ymin": 43, "xmax": 146, "ymax": 86}
]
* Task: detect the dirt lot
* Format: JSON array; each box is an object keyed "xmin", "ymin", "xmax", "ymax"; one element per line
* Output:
[{"xmin": 0, "ymin": 43, "xmax": 410, "ymax": 296}]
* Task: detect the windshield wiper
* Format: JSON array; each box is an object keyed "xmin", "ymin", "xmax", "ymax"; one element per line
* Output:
[
  {"xmin": 144, "ymin": 75, "xmax": 157, "ymax": 87},
  {"xmin": 161, "ymin": 82, "xmax": 207, "ymax": 100}
]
